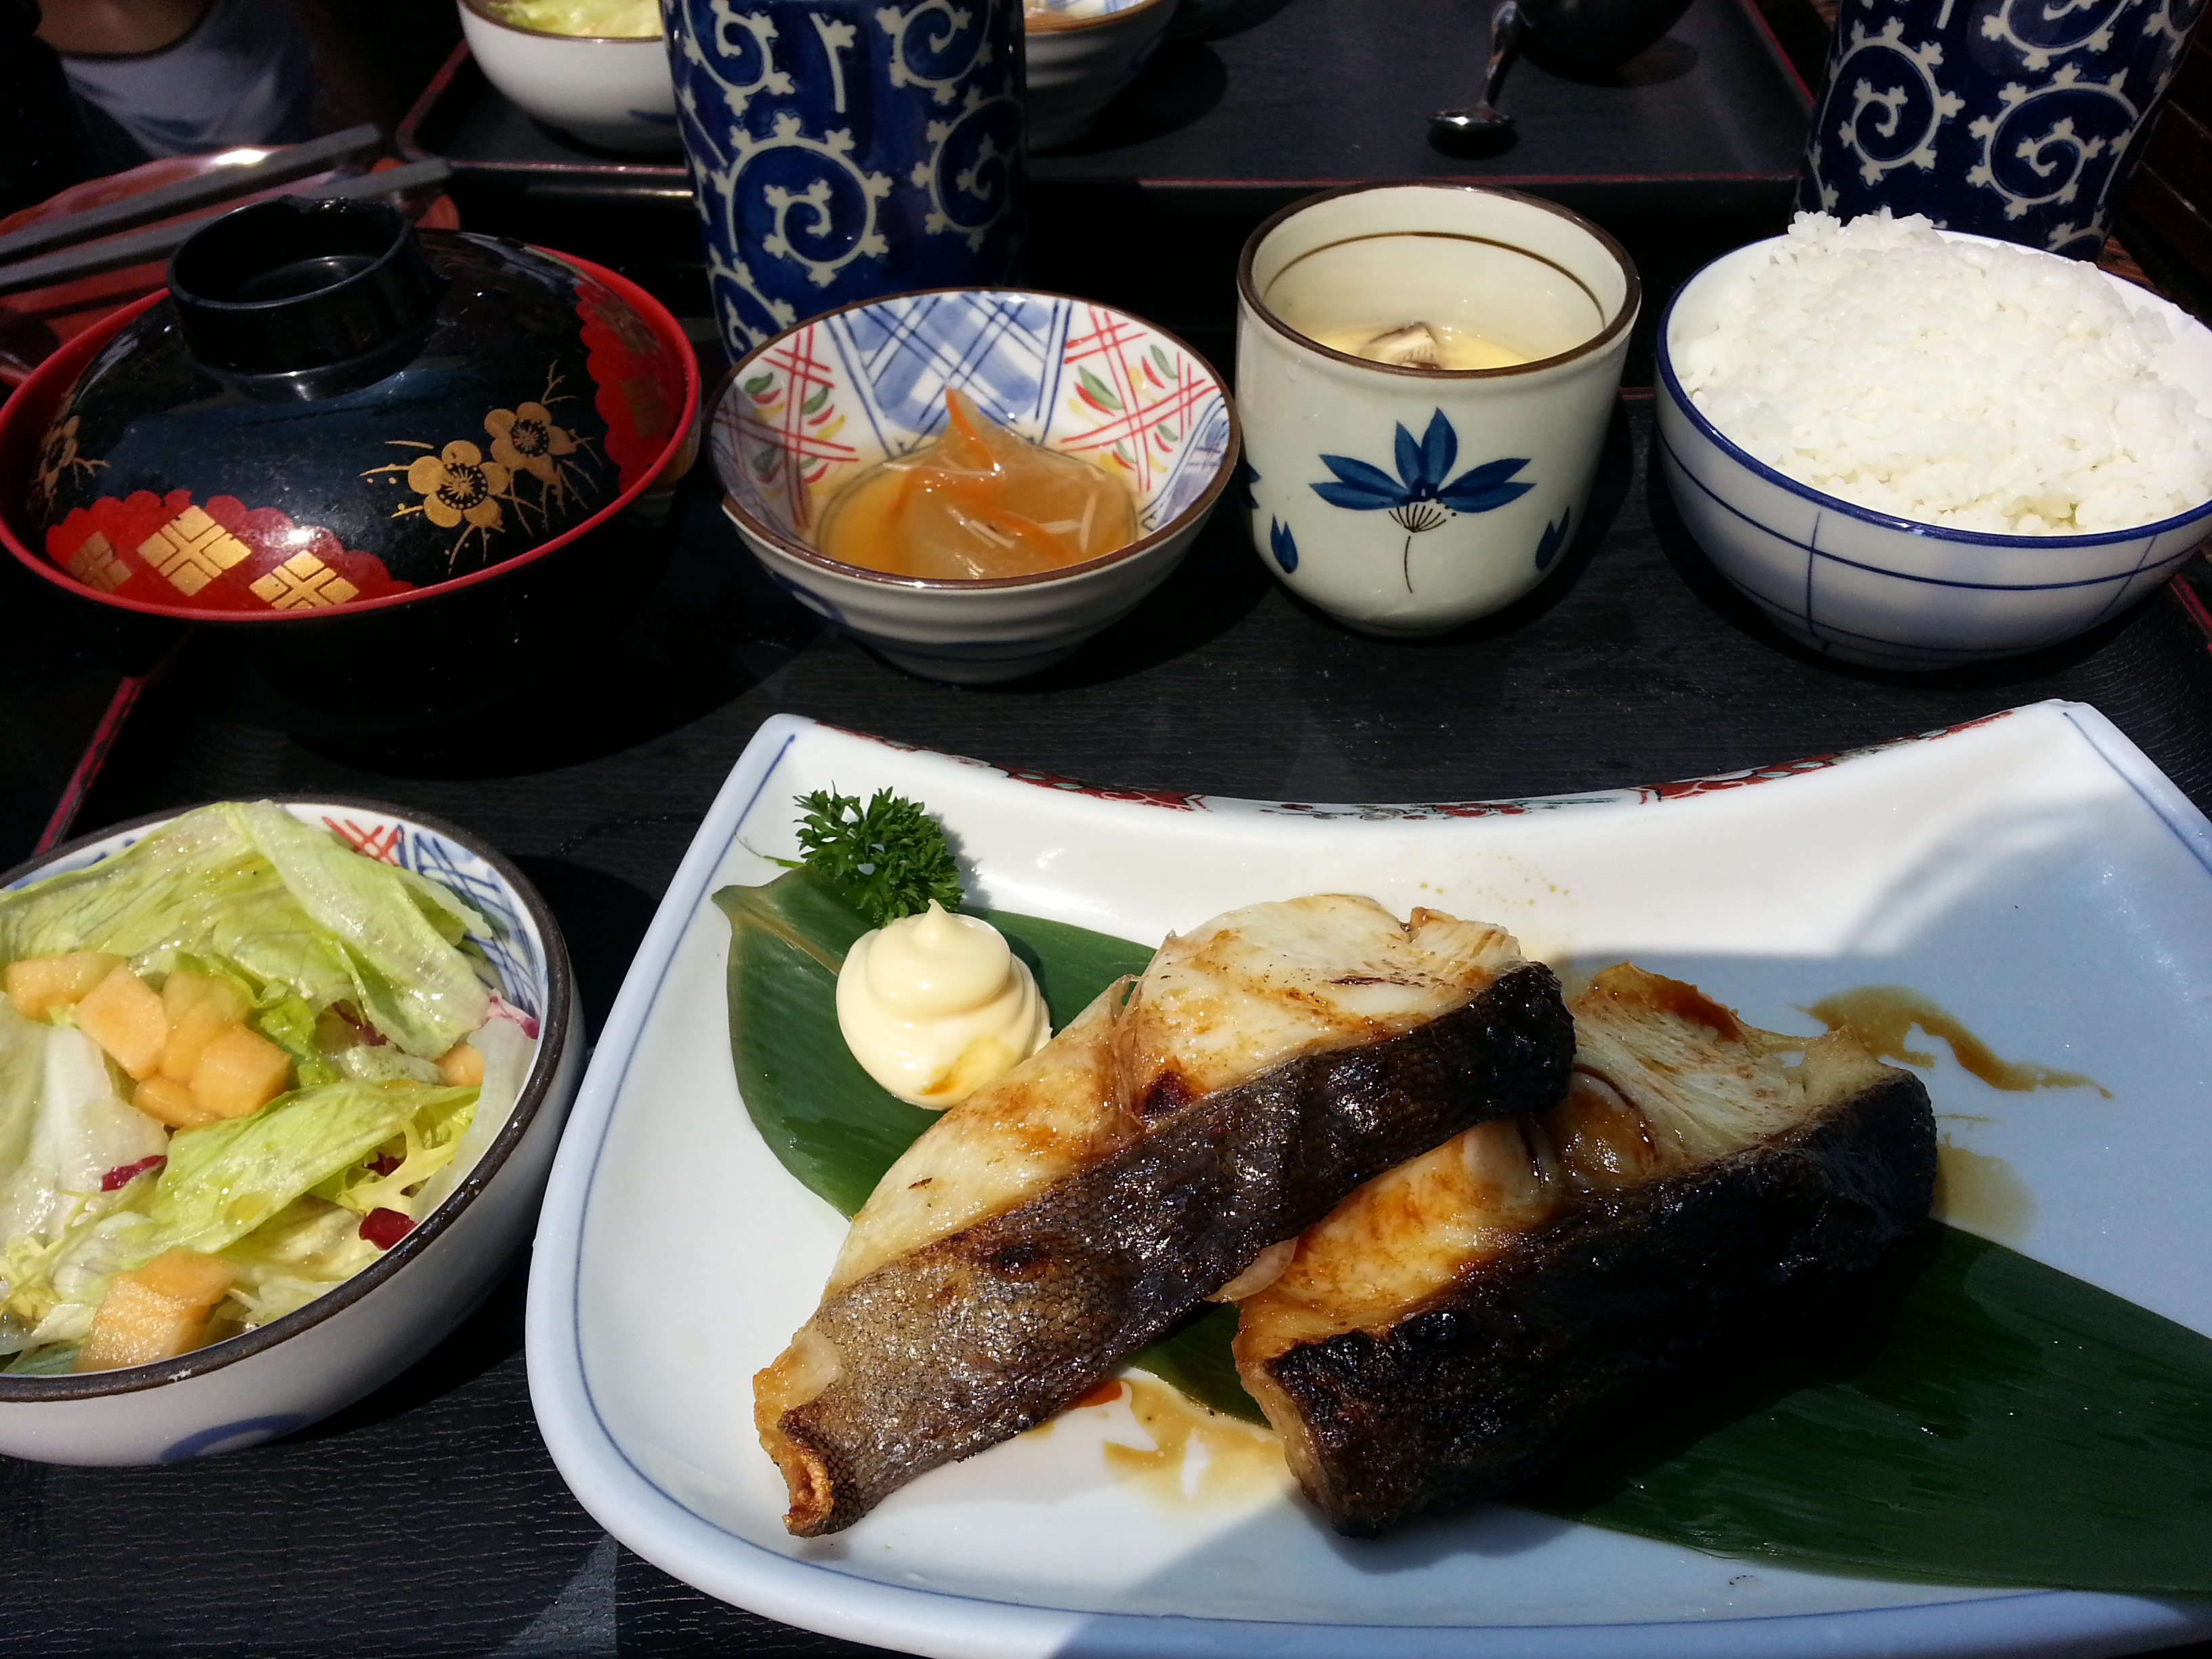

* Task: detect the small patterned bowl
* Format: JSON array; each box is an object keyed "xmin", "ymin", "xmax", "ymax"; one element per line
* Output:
[
  {"xmin": 709, "ymin": 286, "xmax": 1237, "ymax": 683},
  {"xmin": 0, "ymin": 799, "xmax": 577, "ymax": 1467},
  {"xmin": 1656, "ymin": 234, "xmax": 2212, "ymax": 671},
  {"xmin": 1025, "ymin": 0, "xmax": 1181, "ymax": 150}
]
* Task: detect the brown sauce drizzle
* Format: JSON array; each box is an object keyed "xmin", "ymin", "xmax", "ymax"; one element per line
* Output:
[
  {"xmin": 1096, "ymin": 1378, "xmax": 1286, "ymax": 1505},
  {"xmin": 1805, "ymin": 985, "xmax": 2109, "ymax": 1097},
  {"xmin": 1934, "ymin": 1142, "xmax": 2037, "ymax": 1242}
]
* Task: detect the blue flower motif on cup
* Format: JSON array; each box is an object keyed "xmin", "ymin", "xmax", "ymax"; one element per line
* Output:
[
  {"xmin": 1310, "ymin": 410, "xmax": 1533, "ymax": 593},
  {"xmin": 1269, "ymin": 516, "xmax": 1298, "ymax": 573},
  {"xmin": 1234, "ymin": 456, "xmax": 1258, "ymax": 512},
  {"xmin": 1535, "ymin": 508, "xmax": 1572, "ymax": 571}
]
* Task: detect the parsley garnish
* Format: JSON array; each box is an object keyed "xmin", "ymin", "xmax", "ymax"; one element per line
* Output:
[{"xmin": 794, "ymin": 788, "xmax": 964, "ymax": 929}]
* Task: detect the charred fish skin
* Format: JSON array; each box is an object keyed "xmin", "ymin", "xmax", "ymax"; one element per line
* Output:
[
  {"xmin": 763, "ymin": 961, "xmax": 1574, "ymax": 1536},
  {"xmin": 1255, "ymin": 1069, "xmax": 1935, "ymax": 1536}
]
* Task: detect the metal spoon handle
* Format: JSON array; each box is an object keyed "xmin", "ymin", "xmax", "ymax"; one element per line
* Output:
[{"xmin": 1482, "ymin": 0, "xmax": 1525, "ymax": 107}]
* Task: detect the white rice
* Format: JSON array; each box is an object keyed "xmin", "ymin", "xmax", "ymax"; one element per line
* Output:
[{"xmin": 1673, "ymin": 211, "xmax": 2212, "ymax": 536}]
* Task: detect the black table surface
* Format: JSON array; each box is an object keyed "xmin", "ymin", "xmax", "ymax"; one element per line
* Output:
[
  {"xmin": 408, "ymin": 0, "xmax": 1811, "ymax": 196},
  {"xmin": 7, "ymin": 390, "xmax": 2212, "ymax": 1658}
]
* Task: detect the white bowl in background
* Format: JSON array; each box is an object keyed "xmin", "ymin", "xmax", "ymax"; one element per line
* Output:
[
  {"xmin": 1656, "ymin": 234, "xmax": 2212, "ymax": 672},
  {"xmin": 1024, "ymin": 0, "xmax": 1180, "ymax": 150},
  {"xmin": 458, "ymin": 0, "xmax": 679, "ymax": 152},
  {"xmin": 0, "ymin": 799, "xmax": 578, "ymax": 1466},
  {"xmin": 708, "ymin": 285, "xmax": 1238, "ymax": 684}
]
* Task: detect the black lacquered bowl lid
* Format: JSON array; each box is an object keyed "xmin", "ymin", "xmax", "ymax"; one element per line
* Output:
[{"xmin": 21, "ymin": 200, "xmax": 690, "ymax": 615}]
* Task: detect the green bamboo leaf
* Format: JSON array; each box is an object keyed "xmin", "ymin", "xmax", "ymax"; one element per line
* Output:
[
  {"xmin": 717, "ymin": 869, "xmax": 937, "ymax": 1216},
  {"xmin": 802, "ymin": 384, "xmax": 830, "ymax": 415},
  {"xmin": 1517, "ymin": 1224, "xmax": 2212, "ymax": 1594},
  {"xmin": 1134, "ymin": 1303, "xmax": 1265, "ymax": 1422}
]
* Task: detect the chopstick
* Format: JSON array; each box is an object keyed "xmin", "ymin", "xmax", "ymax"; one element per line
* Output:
[
  {"xmin": 0, "ymin": 123, "xmax": 386, "ymax": 268},
  {"xmin": 0, "ymin": 157, "xmax": 455, "ymax": 299}
]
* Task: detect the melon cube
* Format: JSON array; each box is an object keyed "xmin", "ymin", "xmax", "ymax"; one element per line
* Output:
[
  {"xmin": 189, "ymin": 1023, "xmax": 291, "ymax": 1120},
  {"xmin": 157, "ymin": 970, "xmax": 253, "ymax": 1083},
  {"xmin": 436, "ymin": 1041, "xmax": 484, "ymax": 1088},
  {"xmin": 73, "ymin": 1248, "xmax": 237, "ymax": 1372},
  {"xmin": 5, "ymin": 951, "xmax": 127, "ymax": 1021},
  {"xmin": 75, "ymin": 964, "xmax": 167, "ymax": 1080},
  {"xmin": 133, "ymin": 1075, "xmax": 217, "ymax": 1130}
]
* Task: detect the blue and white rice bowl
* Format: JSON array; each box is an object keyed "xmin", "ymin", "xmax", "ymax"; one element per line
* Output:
[
  {"xmin": 1655, "ymin": 234, "xmax": 2212, "ymax": 672},
  {"xmin": 710, "ymin": 287, "xmax": 1238, "ymax": 684},
  {"xmin": 0, "ymin": 800, "xmax": 577, "ymax": 1467}
]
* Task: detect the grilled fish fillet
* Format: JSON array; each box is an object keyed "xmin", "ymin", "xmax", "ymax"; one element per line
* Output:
[
  {"xmin": 756, "ymin": 895, "xmax": 1575, "ymax": 1536},
  {"xmin": 1233, "ymin": 964, "xmax": 1938, "ymax": 1536}
]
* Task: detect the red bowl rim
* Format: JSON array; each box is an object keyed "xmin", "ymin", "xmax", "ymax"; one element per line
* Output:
[{"xmin": 0, "ymin": 246, "xmax": 701, "ymax": 625}]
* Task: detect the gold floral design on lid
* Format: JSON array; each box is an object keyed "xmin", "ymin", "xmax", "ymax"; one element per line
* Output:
[
  {"xmin": 486, "ymin": 401, "xmax": 578, "ymax": 487},
  {"xmin": 363, "ymin": 367, "xmax": 602, "ymax": 569},
  {"xmin": 366, "ymin": 438, "xmax": 517, "ymax": 567},
  {"xmin": 407, "ymin": 441, "xmax": 512, "ymax": 530},
  {"xmin": 31, "ymin": 415, "xmax": 106, "ymax": 516}
]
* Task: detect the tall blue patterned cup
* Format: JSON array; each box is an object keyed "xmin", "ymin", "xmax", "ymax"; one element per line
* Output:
[
  {"xmin": 1799, "ymin": 0, "xmax": 2205, "ymax": 258},
  {"xmin": 663, "ymin": 0, "xmax": 1025, "ymax": 357}
]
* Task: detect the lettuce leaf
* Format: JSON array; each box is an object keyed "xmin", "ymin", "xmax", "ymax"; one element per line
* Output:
[
  {"xmin": 0, "ymin": 1023, "xmax": 163, "ymax": 1252},
  {"xmin": 148, "ymin": 1080, "xmax": 476, "ymax": 1256},
  {"xmin": 409, "ymin": 1013, "xmax": 533, "ymax": 1219},
  {"xmin": 310, "ymin": 1084, "xmax": 477, "ymax": 1216},
  {"xmin": 218, "ymin": 1195, "xmax": 380, "ymax": 1326},
  {"xmin": 0, "ymin": 803, "xmax": 494, "ymax": 1059},
  {"xmin": 0, "ymin": 806, "xmax": 283, "ymax": 968},
  {"xmin": 228, "ymin": 804, "xmax": 491, "ymax": 1058}
]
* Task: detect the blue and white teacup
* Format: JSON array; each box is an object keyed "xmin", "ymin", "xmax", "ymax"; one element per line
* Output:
[
  {"xmin": 663, "ymin": 0, "xmax": 1027, "ymax": 358},
  {"xmin": 1800, "ymin": 0, "xmax": 2206, "ymax": 258},
  {"xmin": 1235, "ymin": 184, "xmax": 1639, "ymax": 636}
]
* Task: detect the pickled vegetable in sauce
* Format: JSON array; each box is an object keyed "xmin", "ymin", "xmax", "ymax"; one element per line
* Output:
[{"xmin": 814, "ymin": 390, "xmax": 1139, "ymax": 579}]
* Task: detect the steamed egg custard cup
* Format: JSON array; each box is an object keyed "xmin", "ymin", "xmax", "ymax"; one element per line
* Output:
[
  {"xmin": 0, "ymin": 800, "xmax": 577, "ymax": 1467},
  {"xmin": 1237, "ymin": 184, "xmax": 1639, "ymax": 636},
  {"xmin": 708, "ymin": 286, "xmax": 1239, "ymax": 684},
  {"xmin": 1654, "ymin": 232, "xmax": 2212, "ymax": 671}
]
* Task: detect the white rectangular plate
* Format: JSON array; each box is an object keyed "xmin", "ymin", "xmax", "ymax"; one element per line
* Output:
[{"xmin": 527, "ymin": 699, "xmax": 2212, "ymax": 1659}]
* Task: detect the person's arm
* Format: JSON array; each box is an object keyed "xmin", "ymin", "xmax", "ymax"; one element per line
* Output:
[{"xmin": 32, "ymin": 0, "xmax": 209, "ymax": 54}]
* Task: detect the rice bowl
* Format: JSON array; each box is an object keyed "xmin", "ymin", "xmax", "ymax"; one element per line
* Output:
[
  {"xmin": 1654, "ymin": 221, "xmax": 2212, "ymax": 671},
  {"xmin": 1672, "ymin": 214, "xmax": 2212, "ymax": 537}
]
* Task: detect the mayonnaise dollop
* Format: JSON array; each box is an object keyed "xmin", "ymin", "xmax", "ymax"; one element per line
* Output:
[{"xmin": 835, "ymin": 902, "xmax": 1049, "ymax": 1108}]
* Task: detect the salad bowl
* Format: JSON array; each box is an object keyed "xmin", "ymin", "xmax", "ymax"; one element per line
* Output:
[
  {"xmin": 457, "ymin": 0, "xmax": 679, "ymax": 153},
  {"xmin": 0, "ymin": 798, "xmax": 577, "ymax": 1466}
]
